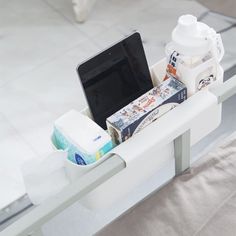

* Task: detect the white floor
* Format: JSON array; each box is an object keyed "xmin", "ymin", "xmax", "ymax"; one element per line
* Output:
[{"xmin": 1, "ymin": 0, "xmax": 236, "ymax": 235}]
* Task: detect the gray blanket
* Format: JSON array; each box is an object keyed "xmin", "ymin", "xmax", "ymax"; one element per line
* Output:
[{"xmin": 97, "ymin": 133, "xmax": 236, "ymax": 236}]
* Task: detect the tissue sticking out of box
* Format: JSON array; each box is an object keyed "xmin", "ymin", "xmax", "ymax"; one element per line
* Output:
[
  {"xmin": 106, "ymin": 77, "xmax": 187, "ymax": 145},
  {"xmin": 53, "ymin": 110, "xmax": 113, "ymax": 165}
]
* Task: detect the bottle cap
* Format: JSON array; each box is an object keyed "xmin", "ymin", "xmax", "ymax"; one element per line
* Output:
[{"xmin": 172, "ymin": 15, "xmax": 212, "ymax": 56}]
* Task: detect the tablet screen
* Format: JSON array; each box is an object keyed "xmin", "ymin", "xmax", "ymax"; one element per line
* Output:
[{"xmin": 78, "ymin": 32, "xmax": 153, "ymax": 129}]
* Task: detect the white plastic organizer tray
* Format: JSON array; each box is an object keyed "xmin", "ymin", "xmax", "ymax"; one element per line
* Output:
[{"xmin": 2, "ymin": 57, "xmax": 233, "ymax": 236}]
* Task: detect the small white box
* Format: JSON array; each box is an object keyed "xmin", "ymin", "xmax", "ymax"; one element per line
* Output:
[{"xmin": 53, "ymin": 110, "xmax": 113, "ymax": 165}]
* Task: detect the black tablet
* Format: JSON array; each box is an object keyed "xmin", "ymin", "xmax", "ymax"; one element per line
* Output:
[{"xmin": 77, "ymin": 32, "xmax": 153, "ymax": 129}]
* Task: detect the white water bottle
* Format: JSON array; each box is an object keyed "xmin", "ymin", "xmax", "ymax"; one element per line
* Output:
[{"xmin": 164, "ymin": 14, "xmax": 224, "ymax": 96}]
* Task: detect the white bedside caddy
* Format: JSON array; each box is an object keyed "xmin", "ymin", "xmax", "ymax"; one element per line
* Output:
[{"xmin": 1, "ymin": 58, "xmax": 236, "ymax": 236}]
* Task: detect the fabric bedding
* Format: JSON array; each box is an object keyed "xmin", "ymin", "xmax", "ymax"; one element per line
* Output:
[{"xmin": 97, "ymin": 132, "xmax": 236, "ymax": 236}]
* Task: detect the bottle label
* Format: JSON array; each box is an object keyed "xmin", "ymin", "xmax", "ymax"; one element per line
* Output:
[
  {"xmin": 164, "ymin": 51, "xmax": 180, "ymax": 81},
  {"xmin": 164, "ymin": 50, "xmax": 217, "ymax": 95}
]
